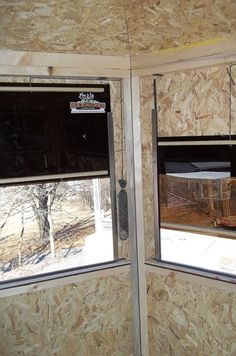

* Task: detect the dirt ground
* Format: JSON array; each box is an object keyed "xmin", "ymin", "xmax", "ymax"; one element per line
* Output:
[{"xmin": 160, "ymin": 193, "xmax": 236, "ymax": 238}]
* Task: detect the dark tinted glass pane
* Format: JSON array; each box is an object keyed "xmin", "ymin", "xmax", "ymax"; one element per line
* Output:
[{"xmin": 0, "ymin": 85, "xmax": 110, "ymax": 180}]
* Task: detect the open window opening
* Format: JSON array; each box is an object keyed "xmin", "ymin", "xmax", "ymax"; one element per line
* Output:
[
  {"xmin": 157, "ymin": 137, "xmax": 236, "ymax": 276},
  {"xmin": 0, "ymin": 177, "xmax": 114, "ymax": 282}
]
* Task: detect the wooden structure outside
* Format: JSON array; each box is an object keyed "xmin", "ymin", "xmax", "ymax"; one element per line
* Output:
[{"xmin": 214, "ymin": 178, "xmax": 236, "ymax": 227}]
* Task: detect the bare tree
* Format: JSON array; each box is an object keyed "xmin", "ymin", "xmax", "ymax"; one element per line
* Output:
[
  {"xmin": 29, "ymin": 183, "xmax": 59, "ymax": 243},
  {"xmin": 0, "ymin": 178, "xmax": 110, "ymax": 274},
  {"xmin": 0, "ymin": 182, "xmax": 62, "ymax": 268}
]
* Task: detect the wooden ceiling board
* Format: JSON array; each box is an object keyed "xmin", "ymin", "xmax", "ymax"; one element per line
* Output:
[
  {"xmin": 0, "ymin": 0, "xmax": 235, "ymax": 57},
  {"xmin": 0, "ymin": 0, "xmax": 129, "ymax": 55},
  {"xmin": 126, "ymin": 0, "xmax": 236, "ymax": 55}
]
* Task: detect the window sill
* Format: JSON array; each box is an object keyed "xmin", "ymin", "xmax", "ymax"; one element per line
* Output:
[
  {"xmin": 0, "ymin": 259, "xmax": 130, "ymax": 297},
  {"xmin": 145, "ymin": 259, "xmax": 236, "ymax": 285}
]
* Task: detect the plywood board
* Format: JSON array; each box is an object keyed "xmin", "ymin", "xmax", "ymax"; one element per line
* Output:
[
  {"xmin": 146, "ymin": 269, "xmax": 236, "ymax": 356},
  {"xmin": 1, "ymin": 0, "xmax": 236, "ymax": 59},
  {"xmin": 0, "ymin": 0, "xmax": 129, "ymax": 56},
  {"xmin": 110, "ymin": 80, "xmax": 129, "ymax": 259},
  {"xmin": 140, "ymin": 77, "xmax": 155, "ymax": 258},
  {"xmin": 126, "ymin": 0, "xmax": 236, "ymax": 55},
  {"xmin": 231, "ymin": 65, "xmax": 236, "ymax": 134},
  {"xmin": 157, "ymin": 66, "xmax": 230, "ymax": 137},
  {"xmin": 0, "ymin": 272, "xmax": 133, "ymax": 356}
]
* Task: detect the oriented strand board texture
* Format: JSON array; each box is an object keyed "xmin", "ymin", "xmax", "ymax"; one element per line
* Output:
[
  {"xmin": 231, "ymin": 65, "xmax": 236, "ymax": 134},
  {"xmin": 147, "ymin": 270, "xmax": 236, "ymax": 356},
  {"xmin": 0, "ymin": 272, "xmax": 132, "ymax": 356},
  {"xmin": 157, "ymin": 66, "xmax": 231, "ymax": 137},
  {"xmin": 140, "ymin": 77, "xmax": 155, "ymax": 258},
  {"xmin": 1, "ymin": 0, "xmax": 236, "ymax": 56},
  {"xmin": 126, "ymin": 0, "xmax": 236, "ymax": 55},
  {"xmin": 110, "ymin": 81, "xmax": 129, "ymax": 259},
  {"xmin": 0, "ymin": 0, "xmax": 129, "ymax": 55}
]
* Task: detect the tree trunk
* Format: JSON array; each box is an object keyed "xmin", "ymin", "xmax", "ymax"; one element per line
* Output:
[
  {"xmin": 29, "ymin": 184, "xmax": 57, "ymax": 260},
  {"xmin": 37, "ymin": 188, "xmax": 50, "ymax": 242},
  {"xmin": 47, "ymin": 192, "xmax": 55, "ymax": 259},
  {"xmin": 18, "ymin": 206, "xmax": 25, "ymax": 267},
  {"xmin": 31, "ymin": 184, "xmax": 51, "ymax": 242}
]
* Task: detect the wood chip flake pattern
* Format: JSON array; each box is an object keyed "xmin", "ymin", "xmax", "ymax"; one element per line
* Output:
[
  {"xmin": 147, "ymin": 270, "xmax": 236, "ymax": 356},
  {"xmin": 231, "ymin": 65, "xmax": 236, "ymax": 134},
  {"xmin": 157, "ymin": 66, "xmax": 231, "ymax": 137},
  {"xmin": 140, "ymin": 77, "xmax": 155, "ymax": 258},
  {"xmin": 126, "ymin": 0, "xmax": 236, "ymax": 55},
  {"xmin": 0, "ymin": 273, "xmax": 132, "ymax": 356},
  {"xmin": 0, "ymin": 0, "xmax": 129, "ymax": 56},
  {"xmin": 1, "ymin": 0, "xmax": 236, "ymax": 56}
]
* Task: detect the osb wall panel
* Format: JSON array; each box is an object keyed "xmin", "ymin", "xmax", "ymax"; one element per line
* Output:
[
  {"xmin": 0, "ymin": 76, "xmax": 128, "ymax": 259},
  {"xmin": 0, "ymin": 272, "xmax": 132, "ymax": 356},
  {"xmin": 231, "ymin": 65, "xmax": 236, "ymax": 134},
  {"xmin": 157, "ymin": 66, "xmax": 231, "ymax": 137},
  {"xmin": 0, "ymin": 0, "xmax": 129, "ymax": 56},
  {"xmin": 126, "ymin": 0, "xmax": 236, "ymax": 55},
  {"xmin": 140, "ymin": 77, "xmax": 155, "ymax": 258},
  {"xmin": 110, "ymin": 80, "xmax": 129, "ymax": 259},
  {"xmin": 147, "ymin": 270, "xmax": 236, "ymax": 356}
]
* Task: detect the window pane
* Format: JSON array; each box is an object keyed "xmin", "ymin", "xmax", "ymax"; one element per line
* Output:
[
  {"xmin": 0, "ymin": 178, "xmax": 113, "ymax": 282},
  {"xmin": 158, "ymin": 141, "xmax": 236, "ymax": 275},
  {"xmin": 0, "ymin": 85, "xmax": 110, "ymax": 179}
]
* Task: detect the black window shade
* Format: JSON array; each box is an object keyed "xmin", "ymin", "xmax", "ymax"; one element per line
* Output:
[{"xmin": 0, "ymin": 83, "xmax": 111, "ymax": 183}]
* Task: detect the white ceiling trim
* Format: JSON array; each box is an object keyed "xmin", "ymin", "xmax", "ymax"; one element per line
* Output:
[{"xmin": 0, "ymin": 37, "xmax": 236, "ymax": 79}]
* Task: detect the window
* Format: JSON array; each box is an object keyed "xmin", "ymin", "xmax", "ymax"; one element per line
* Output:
[
  {"xmin": 0, "ymin": 83, "xmax": 110, "ymax": 180},
  {"xmin": 0, "ymin": 82, "xmax": 117, "ymax": 284},
  {"xmin": 0, "ymin": 178, "xmax": 114, "ymax": 282},
  {"xmin": 156, "ymin": 136, "xmax": 236, "ymax": 276}
]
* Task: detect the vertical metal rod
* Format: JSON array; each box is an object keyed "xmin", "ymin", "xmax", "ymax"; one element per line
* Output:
[
  {"xmin": 153, "ymin": 79, "xmax": 161, "ymax": 260},
  {"xmin": 107, "ymin": 112, "xmax": 119, "ymax": 260}
]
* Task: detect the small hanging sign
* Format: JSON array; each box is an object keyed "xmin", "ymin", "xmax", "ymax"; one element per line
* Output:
[{"xmin": 70, "ymin": 92, "xmax": 106, "ymax": 114}]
